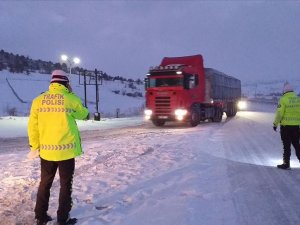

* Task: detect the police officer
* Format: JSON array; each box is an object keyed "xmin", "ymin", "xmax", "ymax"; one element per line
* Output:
[
  {"xmin": 28, "ymin": 70, "xmax": 89, "ymax": 224},
  {"xmin": 273, "ymin": 82, "xmax": 300, "ymax": 169}
]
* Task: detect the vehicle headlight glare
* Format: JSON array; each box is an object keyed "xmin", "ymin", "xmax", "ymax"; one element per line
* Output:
[
  {"xmin": 175, "ymin": 109, "xmax": 187, "ymax": 116},
  {"xmin": 238, "ymin": 100, "xmax": 247, "ymax": 110},
  {"xmin": 144, "ymin": 109, "xmax": 152, "ymax": 116},
  {"xmin": 177, "ymin": 115, "xmax": 184, "ymax": 121}
]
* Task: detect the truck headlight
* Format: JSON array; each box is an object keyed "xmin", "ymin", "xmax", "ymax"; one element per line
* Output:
[
  {"xmin": 175, "ymin": 109, "xmax": 188, "ymax": 116},
  {"xmin": 237, "ymin": 100, "xmax": 247, "ymax": 110},
  {"xmin": 175, "ymin": 109, "xmax": 187, "ymax": 121},
  {"xmin": 144, "ymin": 109, "xmax": 152, "ymax": 120}
]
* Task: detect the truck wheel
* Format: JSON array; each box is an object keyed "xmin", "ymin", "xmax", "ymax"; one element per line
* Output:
[
  {"xmin": 189, "ymin": 110, "xmax": 200, "ymax": 127},
  {"xmin": 227, "ymin": 110, "xmax": 237, "ymax": 117},
  {"xmin": 212, "ymin": 107, "xmax": 223, "ymax": 122},
  {"xmin": 152, "ymin": 119, "xmax": 165, "ymax": 127},
  {"xmin": 226, "ymin": 103, "xmax": 237, "ymax": 117}
]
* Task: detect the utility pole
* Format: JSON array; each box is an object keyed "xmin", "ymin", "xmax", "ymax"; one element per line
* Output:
[{"xmin": 79, "ymin": 69, "xmax": 102, "ymax": 121}]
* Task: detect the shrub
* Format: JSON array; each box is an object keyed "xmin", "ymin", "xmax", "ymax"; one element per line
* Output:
[{"xmin": 5, "ymin": 105, "xmax": 17, "ymax": 116}]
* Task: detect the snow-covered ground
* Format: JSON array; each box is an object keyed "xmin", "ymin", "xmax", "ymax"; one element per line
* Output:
[{"xmin": 1, "ymin": 101, "xmax": 300, "ymax": 225}]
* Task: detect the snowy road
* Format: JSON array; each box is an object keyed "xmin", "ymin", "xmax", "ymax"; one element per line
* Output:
[{"xmin": 1, "ymin": 102, "xmax": 300, "ymax": 225}]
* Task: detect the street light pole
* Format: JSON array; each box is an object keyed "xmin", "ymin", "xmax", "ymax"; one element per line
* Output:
[
  {"xmin": 60, "ymin": 54, "xmax": 80, "ymax": 91},
  {"xmin": 61, "ymin": 54, "xmax": 80, "ymax": 76}
]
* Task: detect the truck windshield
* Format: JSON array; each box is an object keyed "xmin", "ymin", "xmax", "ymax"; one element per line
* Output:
[{"xmin": 149, "ymin": 77, "xmax": 183, "ymax": 87}]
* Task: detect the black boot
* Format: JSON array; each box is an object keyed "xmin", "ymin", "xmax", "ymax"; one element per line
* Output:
[
  {"xmin": 277, "ymin": 163, "xmax": 291, "ymax": 170},
  {"xmin": 36, "ymin": 215, "xmax": 53, "ymax": 225},
  {"xmin": 57, "ymin": 217, "xmax": 77, "ymax": 225}
]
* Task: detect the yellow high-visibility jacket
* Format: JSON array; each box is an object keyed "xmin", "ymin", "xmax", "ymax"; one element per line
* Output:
[
  {"xmin": 28, "ymin": 83, "xmax": 89, "ymax": 161},
  {"xmin": 273, "ymin": 91, "xmax": 300, "ymax": 126}
]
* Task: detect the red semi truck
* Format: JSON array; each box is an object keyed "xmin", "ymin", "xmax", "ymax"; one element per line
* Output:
[{"xmin": 144, "ymin": 54, "xmax": 242, "ymax": 127}]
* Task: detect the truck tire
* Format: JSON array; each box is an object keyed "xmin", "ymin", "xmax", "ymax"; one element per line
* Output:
[
  {"xmin": 189, "ymin": 109, "xmax": 200, "ymax": 127},
  {"xmin": 227, "ymin": 110, "xmax": 237, "ymax": 117},
  {"xmin": 212, "ymin": 107, "xmax": 223, "ymax": 122},
  {"xmin": 226, "ymin": 102, "xmax": 237, "ymax": 117},
  {"xmin": 152, "ymin": 119, "xmax": 165, "ymax": 127}
]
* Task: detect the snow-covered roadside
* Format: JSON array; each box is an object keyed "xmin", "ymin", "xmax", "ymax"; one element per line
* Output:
[{"xmin": 1, "ymin": 102, "xmax": 300, "ymax": 225}]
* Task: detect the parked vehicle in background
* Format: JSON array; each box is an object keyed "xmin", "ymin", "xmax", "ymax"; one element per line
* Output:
[{"xmin": 144, "ymin": 54, "xmax": 242, "ymax": 127}]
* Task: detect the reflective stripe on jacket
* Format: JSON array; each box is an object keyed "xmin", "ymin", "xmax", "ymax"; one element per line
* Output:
[
  {"xmin": 28, "ymin": 83, "xmax": 89, "ymax": 161},
  {"xmin": 273, "ymin": 91, "xmax": 300, "ymax": 126}
]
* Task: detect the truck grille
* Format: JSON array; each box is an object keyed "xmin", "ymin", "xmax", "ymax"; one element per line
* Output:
[{"xmin": 155, "ymin": 97, "xmax": 171, "ymax": 115}]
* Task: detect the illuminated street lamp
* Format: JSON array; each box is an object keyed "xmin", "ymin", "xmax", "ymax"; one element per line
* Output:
[{"xmin": 60, "ymin": 54, "xmax": 80, "ymax": 75}]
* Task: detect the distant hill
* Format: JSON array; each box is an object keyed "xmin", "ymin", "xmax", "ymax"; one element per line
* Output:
[{"xmin": 0, "ymin": 49, "xmax": 143, "ymax": 84}]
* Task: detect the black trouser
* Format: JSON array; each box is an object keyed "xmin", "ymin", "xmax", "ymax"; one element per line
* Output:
[
  {"xmin": 280, "ymin": 125, "xmax": 300, "ymax": 165},
  {"xmin": 35, "ymin": 158, "xmax": 75, "ymax": 222}
]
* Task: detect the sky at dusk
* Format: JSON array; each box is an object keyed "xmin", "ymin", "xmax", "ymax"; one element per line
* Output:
[{"xmin": 1, "ymin": 1, "xmax": 300, "ymax": 83}]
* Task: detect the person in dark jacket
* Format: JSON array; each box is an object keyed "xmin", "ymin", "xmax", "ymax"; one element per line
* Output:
[{"xmin": 273, "ymin": 82, "xmax": 300, "ymax": 169}]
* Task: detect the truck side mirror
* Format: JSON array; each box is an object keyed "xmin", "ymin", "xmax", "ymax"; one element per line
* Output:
[
  {"xmin": 144, "ymin": 78, "xmax": 149, "ymax": 89},
  {"xmin": 189, "ymin": 76, "xmax": 195, "ymax": 88},
  {"xmin": 184, "ymin": 74, "xmax": 197, "ymax": 89}
]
